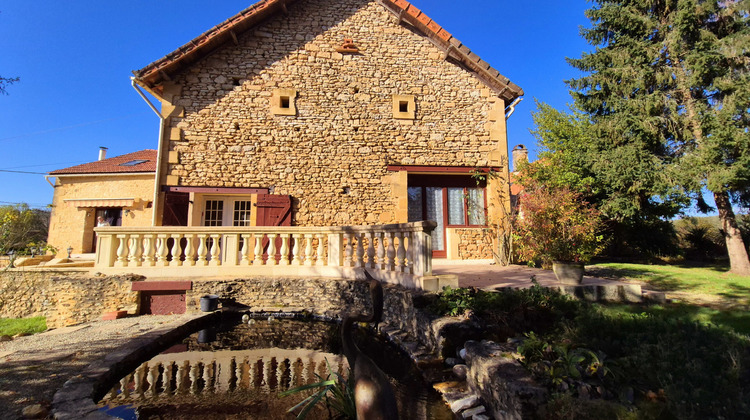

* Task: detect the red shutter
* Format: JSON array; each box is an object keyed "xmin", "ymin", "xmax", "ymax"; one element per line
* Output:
[{"xmin": 256, "ymin": 194, "xmax": 292, "ymax": 226}]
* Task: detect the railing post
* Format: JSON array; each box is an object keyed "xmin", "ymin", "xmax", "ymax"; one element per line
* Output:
[
  {"xmin": 95, "ymin": 231, "xmax": 118, "ymax": 268},
  {"xmin": 224, "ymin": 233, "xmax": 239, "ymax": 266},
  {"xmin": 327, "ymin": 233, "xmax": 342, "ymax": 267}
]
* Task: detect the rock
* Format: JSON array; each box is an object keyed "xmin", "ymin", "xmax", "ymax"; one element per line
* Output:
[
  {"xmin": 450, "ymin": 395, "xmax": 480, "ymax": 413},
  {"xmin": 22, "ymin": 404, "xmax": 48, "ymax": 419},
  {"xmin": 452, "ymin": 364, "xmax": 469, "ymax": 380},
  {"xmin": 462, "ymin": 405, "xmax": 486, "ymax": 418}
]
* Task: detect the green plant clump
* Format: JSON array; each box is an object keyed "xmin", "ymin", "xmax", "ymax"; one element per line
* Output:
[{"xmin": 0, "ymin": 316, "xmax": 47, "ymax": 336}]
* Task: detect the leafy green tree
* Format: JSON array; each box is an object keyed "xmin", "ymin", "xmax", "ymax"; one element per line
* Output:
[
  {"xmin": 525, "ymin": 102, "xmax": 683, "ymax": 258},
  {"xmin": 0, "ymin": 204, "xmax": 49, "ymax": 255},
  {"xmin": 567, "ymin": 0, "xmax": 750, "ymax": 274}
]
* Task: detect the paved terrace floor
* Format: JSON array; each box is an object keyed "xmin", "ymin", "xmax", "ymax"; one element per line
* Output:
[{"xmin": 433, "ymin": 260, "xmax": 635, "ymax": 291}]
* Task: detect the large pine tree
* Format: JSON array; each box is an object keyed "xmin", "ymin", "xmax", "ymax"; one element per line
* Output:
[{"xmin": 568, "ymin": 0, "xmax": 750, "ymax": 274}]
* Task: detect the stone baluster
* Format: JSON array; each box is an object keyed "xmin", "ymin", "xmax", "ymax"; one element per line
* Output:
[
  {"xmin": 249, "ymin": 358, "xmax": 258, "ymax": 389},
  {"xmin": 183, "ymin": 234, "xmax": 196, "ymax": 266},
  {"xmin": 261, "ymin": 357, "xmax": 272, "ymax": 391},
  {"xmin": 344, "ymin": 233, "xmax": 354, "ymax": 267},
  {"xmin": 195, "ymin": 235, "xmax": 207, "ymax": 266},
  {"xmin": 142, "ymin": 234, "xmax": 155, "ymax": 266},
  {"xmin": 128, "ymin": 234, "xmax": 142, "ymax": 266},
  {"xmin": 253, "ymin": 234, "xmax": 263, "ymax": 265},
  {"xmin": 279, "ymin": 235, "xmax": 290, "ymax": 265},
  {"xmin": 156, "ymin": 234, "xmax": 169, "ymax": 267},
  {"xmin": 208, "ymin": 234, "xmax": 221, "ymax": 266},
  {"xmin": 236, "ymin": 357, "xmax": 248, "ymax": 389},
  {"xmin": 106, "ymin": 381, "xmax": 119, "ymax": 401},
  {"xmin": 376, "ymin": 231, "xmax": 386, "ymax": 270},
  {"xmin": 170, "ymin": 234, "xmax": 183, "ymax": 267},
  {"xmin": 240, "ymin": 234, "xmax": 251, "ymax": 265},
  {"xmin": 289, "ymin": 358, "xmax": 300, "ymax": 388},
  {"xmin": 366, "ymin": 231, "xmax": 376, "ymax": 269},
  {"xmin": 355, "ymin": 233, "xmax": 365, "ymax": 267},
  {"xmin": 114, "ymin": 234, "xmax": 129, "ymax": 267},
  {"xmin": 268, "ymin": 233, "xmax": 278, "ymax": 265},
  {"xmin": 133, "ymin": 363, "xmax": 147, "ymax": 399},
  {"xmin": 119, "ymin": 373, "xmax": 132, "ymax": 400},
  {"xmin": 315, "ymin": 234, "xmax": 326, "ymax": 266},
  {"xmin": 403, "ymin": 231, "xmax": 413, "ymax": 274},
  {"xmin": 396, "ymin": 231, "xmax": 407, "ymax": 272},
  {"xmin": 147, "ymin": 363, "xmax": 160, "ymax": 397},
  {"xmin": 175, "ymin": 361, "xmax": 187, "ymax": 394},
  {"xmin": 192, "ymin": 362, "xmax": 204, "ymax": 394},
  {"xmin": 163, "ymin": 362, "xmax": 174, "ymax": 395},
  {"xmin": 204, "ymin": 360, "xmax": 215, "ymax": 393},
  {"xmin": 291, "ymin": 234, "xmax": 302, "ymax": 265},
  {"xmin": 304, "ymin": 234, "xmax": 314, "ymax": 266},
  {"xmin": 386, "ymin": 231, "xmax": 397, "ymax": 271},
  {"xmin": 277, "ymin": 358, "xmax": 286, "ymax": 389}
]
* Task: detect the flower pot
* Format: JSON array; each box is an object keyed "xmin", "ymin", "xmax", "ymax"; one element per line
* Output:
[
  {"xmin": 199, "ymin": 295, "xmax": 219, "ymax": 312},
  {"xmin": 552, "ymin": 261, "xmax": 585, "ymax": 285}
]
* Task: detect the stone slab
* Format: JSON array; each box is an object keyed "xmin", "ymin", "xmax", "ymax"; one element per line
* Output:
[{"xmin": 39, "ymin": 324, "xmax": 90, "ymax": 336}]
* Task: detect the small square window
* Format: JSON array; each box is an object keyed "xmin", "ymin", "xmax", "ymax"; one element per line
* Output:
[
  {"xmin": 272, "ymin": 89, "xmax": 297, "ymax": 116},
  {"xmin": 393, "ymin": 95, "xmax": 415, "ymax": 119}
]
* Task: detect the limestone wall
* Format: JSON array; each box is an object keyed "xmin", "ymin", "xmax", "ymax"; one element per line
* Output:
[
  {"xmin": 162, "ymin": 0, "xmax": 509, "ymax": 228},
  {"xmin": 0, "ymin": 270, "xmax": 139, "ymax": 329},
  {"xmin": 47, "ymin": 174, "xmax": 154, "ymax": 254}
]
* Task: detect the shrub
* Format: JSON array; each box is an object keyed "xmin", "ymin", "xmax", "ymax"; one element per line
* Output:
[{"xmin": 513, "ymin": 185, "xmax": 605, "ymax": 265}]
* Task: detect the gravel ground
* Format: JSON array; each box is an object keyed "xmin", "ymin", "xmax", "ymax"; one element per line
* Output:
[{"xmin": 0, "ymin": 314, "xmax": 198, "ymax": 419}]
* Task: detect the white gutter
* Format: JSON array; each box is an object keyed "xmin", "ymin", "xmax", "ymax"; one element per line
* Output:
[
  {"xmin": 505, "ymin": 97, "xmax": 523, "ymax": 120},
  {"xmin": 44, "ymin": 175, "xmax": 55, "ymax": 187},
  {"xmin": 131, "ymin": 77, "xmax": 165, "ymax": 226}
]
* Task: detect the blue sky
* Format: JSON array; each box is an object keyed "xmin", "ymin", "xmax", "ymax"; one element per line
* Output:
[{"xmin": 0, "ymin": 0, "xmax": 591, "ymax": 209}]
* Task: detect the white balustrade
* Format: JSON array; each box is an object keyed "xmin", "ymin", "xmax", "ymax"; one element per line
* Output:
[{"xmin": 94, "ymin": 222, "xmax": 436, "ymax": 289}]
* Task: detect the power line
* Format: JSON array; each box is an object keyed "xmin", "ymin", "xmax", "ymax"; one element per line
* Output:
[
  {"xmin": 0, "ymin": 112, "xmax": 150, "ymax": 143},
  {"xmin": 0, "ymin": 169, "xmax": 47, "ymax": 175},
  {"xmin": 0, "ymin": 160, "xmax": 88, "ymax": 170}
]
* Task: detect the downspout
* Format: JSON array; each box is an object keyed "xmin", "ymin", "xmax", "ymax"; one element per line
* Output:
[
  {"xmin": 130, "ymin": 77, "xmax": 165, "ymax": 226},
  {"xmin": 505, "ymin": 97, "xmax": 523, "ymax": 120}
]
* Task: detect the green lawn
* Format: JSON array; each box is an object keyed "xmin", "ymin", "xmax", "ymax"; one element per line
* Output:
[
  {"xmin": 589, "ymin": 262, "xmax": 750, "ymax": 303},
  {"xmin": 588, "ymin": 262, "xmax": 750, "ymax": 335},
  {"xmin": 0, "ymin": 317, "xmax": 47, "ymax": 336}
]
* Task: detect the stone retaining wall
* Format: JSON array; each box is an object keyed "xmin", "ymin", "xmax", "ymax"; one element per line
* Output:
[{"xmin": 0, "ymin": 270, "xmax": 139, "ymax": 329}]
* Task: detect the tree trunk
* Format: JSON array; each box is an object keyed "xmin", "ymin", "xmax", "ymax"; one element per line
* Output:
[{"xmin": 713, "ymin": 191, "xmax": 750, "ymax": 276}]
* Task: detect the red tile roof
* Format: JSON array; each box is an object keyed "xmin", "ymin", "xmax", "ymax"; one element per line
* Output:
[
  {"xmin": 133, "ymin": 0, "xmax": 523, "ymax": 102},
  {"xmin": 49, "ymin": 150, "xmax": 157, "ymax": 175}
]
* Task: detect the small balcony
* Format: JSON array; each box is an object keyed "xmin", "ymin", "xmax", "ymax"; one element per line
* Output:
[{"xmin": 94, "ymin": 221, "xmax": 437, "ymax": 290}]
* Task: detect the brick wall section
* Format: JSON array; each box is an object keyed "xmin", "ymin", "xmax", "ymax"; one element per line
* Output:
[
  {"xmin": 456, "ymin": 228, "xmax": 495, "ymax": 259},
  {"xmin": 164, "ymin": 0, "xmax": 505, "ymax": 227}
]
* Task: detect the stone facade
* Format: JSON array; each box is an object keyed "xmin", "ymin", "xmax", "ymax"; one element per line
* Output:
[
  {"xmin": 147, "ymin": 0, "xmax": 513, "ymax": 258},
  {"xmin": 0, "ymin": 270, "xmax": 140, "ymax": 329},
  {"xmin": 47, "ymin": 174, "xmax": 154, "ymax": 254}
]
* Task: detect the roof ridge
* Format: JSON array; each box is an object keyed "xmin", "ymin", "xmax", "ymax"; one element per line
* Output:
[{"xmin": 133, "ymin": 0, "xmax": 522, "ymax": 102}]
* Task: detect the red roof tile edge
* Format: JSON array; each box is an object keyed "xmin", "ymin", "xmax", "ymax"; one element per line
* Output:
[
  {"xmin": 133, "ymin": 0, "xmax": 523, "ymax": 102},
  {"xmin": 49, "ymin": 149, "xmax": 157, "ymax": 175}
]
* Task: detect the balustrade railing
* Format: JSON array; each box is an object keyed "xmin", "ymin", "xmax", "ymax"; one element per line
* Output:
[
  {"xmin": 101, "ymin": 348, "xmax": 346, "ymax": 403},
  {"xmin": 94, "ymin": 221, "xmax": 435, "ymax": 289}
]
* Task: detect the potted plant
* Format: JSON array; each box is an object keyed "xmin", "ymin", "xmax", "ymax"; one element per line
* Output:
[{"xmin": 513, "ymin": 185, "xmax": 604, "ymax": 284}]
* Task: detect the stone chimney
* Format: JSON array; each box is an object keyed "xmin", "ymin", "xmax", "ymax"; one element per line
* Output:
[
  {"xmin": 98, "ymin": 147, "xmax": 108, "ymax": 161},
  {"xmin": 512, "ymin": 144, "xmax": 528, "ymax": 172}
]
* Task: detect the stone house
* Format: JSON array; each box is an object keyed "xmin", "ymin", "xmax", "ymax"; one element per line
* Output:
[
  {"xmin": 46, "ymin": 149, "xmax": 156, "ymax": 254},
  {"xmin": 69, "ymin": 0, "xmax": 524, "ymax": 262}
]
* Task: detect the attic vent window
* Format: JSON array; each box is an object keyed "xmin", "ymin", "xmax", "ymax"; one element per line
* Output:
[
  {"xmin": 119, "ymin": 159, "xmax": 148, "ymax": 166},
  {"xmin": 271, "ymin": 88, "xmax": 297, "ymax": 116},
  {"xmin": 393, "ymin": 95, "xmax": 416, "ymax": 120}
]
